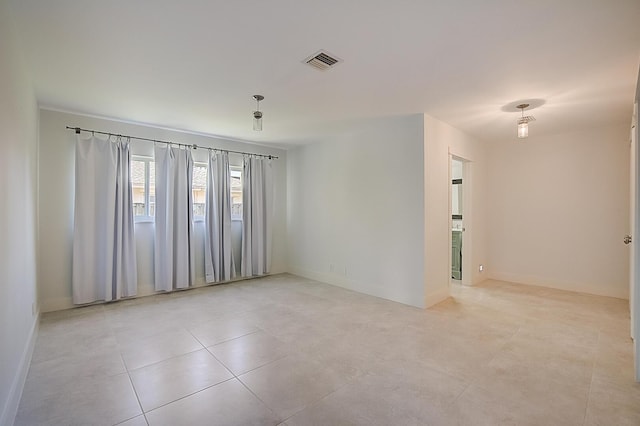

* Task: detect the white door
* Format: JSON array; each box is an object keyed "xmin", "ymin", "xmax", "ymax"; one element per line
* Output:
[{"xmin": 631, "ymin": 102, "xmax": 639, "ymax": 382}]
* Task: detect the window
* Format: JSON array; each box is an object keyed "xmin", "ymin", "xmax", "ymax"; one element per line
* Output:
[
  {"xmin": 193, "ymin": 163, "xmax": 207, "ymax": 219},
  {"xmin": 230, "ymin": 168, "xmax": 242, "ymax": 220},
  {"xmin": 131, "ymin": 157, "xmax": 237, "ymax": 222},
  {"xmin": 131, "ymin": 157, "xmax": 155, "ymax": 220}
]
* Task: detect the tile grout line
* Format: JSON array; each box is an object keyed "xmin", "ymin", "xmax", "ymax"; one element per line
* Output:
[
  {"xmin": 279, "ymin": 375, "xmax": 360, "ymax": 423},
  {"xmin": 194, "ymin": 328, "xmax": 262, "ymax": 348},
  {"xmin": 123, "ymin": 345, "xmax": 205, "ymax": 373},
  {"xmin": 581, "ymin": 330, "xmax": 600, "ymax": 426},
  {"xmin": 121, "ymin": 353, "xmax": 149, "ymax": 426},
  {"xmin": 142, "ymin": 377, "xmax": 237, "ymax": 415},
  {"xmin": 234, "ymin": 372, "xmax": 285, "ymax": 423}
]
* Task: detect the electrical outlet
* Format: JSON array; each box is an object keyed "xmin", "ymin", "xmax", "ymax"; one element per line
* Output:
[{"xmin": 479, "ymin": 264, "xmax": 484, "ymax": 273}]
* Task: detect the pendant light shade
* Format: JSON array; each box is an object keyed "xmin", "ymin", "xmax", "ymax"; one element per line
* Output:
[
  {"xmin": 253, "ymin": 95, "xmax": 264, "ymax": 131},
  {"xmin": 517, "ymin": 120, "xmax": 528, "ymax": 138},
  {"xmin": 516, "ymin": 103, "xmax": 535, "ymax": 139}
]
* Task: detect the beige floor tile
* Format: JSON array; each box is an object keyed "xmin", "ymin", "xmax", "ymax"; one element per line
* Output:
[
  {"xmin": 145, "ymin": 379, "xmax": 280, "ymax": 426},
  {"xmin": 130, "ymin": 349, "xmax": 233, "ymax": 412},
  {"xmin": 23, "ymin": 349, "xmax": 126, "ymax": 398},
  {"xmin": 464, "ymin": 356, "xmax": 590, "ymax": 426},
  {"xmin": 16, "ymin": 274, "xmax": 639, "ymax": 426},
  {"xmin": 31, "ymin": 328, "xmax": 119, "ymax": 364},
  {"xmin": 286, "ymin": 363, "xmax": 467, "ymax": 426},
  {"xmin": 593, "ymin": 332, "xmax": 636, "ymax": 384},
  {"xmin": 120, "ymin": 328, "xmax": 204, "ymax": 370},
  {"xmin": 584, "ymin": 375, "xmax": 640, "ymax": 426},
  {"xmin": 452, "ymin": 383, "xmax": 553, "ymax": 426},
  {"xmin": 239, "ymin": 354, "xmax": 352, "ymax": 419},
  {"xmin": 15, "ymin": 372, "xmax": 142, "ymax": 426},
  {"xmin": 207, "ymin": 330, "xmax": 289, "ymax": 375}
]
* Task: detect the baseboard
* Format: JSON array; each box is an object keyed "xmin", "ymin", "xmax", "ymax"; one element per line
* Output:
[
  {"xmin": 288, "ymin": 266, "xmax": 336, "ymax": 288},
  {"xmin": 289, "ymin": 265, "xmax": 425, "ymax": 309},
  {"xmin": 40, "ymin": 296, "xmax": 74, "ymax": 313},
  {"xmin": 425, "ymin": 286, "xmax": 450, "ymax": 308},
  {"xmin": 0, "ymin": 312, "xmax": 39, "ymax": 426},
  {"xmin": 488, "ymin": 271, "xmax": 628, "ymax": 300},
  {"xmin": 39, "ymin": 273, "xmax": 284, "ymax": 313}
]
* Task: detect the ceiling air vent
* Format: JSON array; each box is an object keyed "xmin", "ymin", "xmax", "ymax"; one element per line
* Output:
[{"xmin": 304, "ymin": 50, "xmax": 341, "ymax": 71}]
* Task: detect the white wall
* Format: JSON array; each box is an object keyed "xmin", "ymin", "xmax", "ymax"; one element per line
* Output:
[
  {"xmin": 38, "ymin": 109, "xmax": 287, "ymax": 312},
  {"xmin": 0, "ymin": 0, "xmax": 39, "ymax": 424},
  {"xmin": 486, "ymin": 124, "xmax": 630, "ymax": 299},
  {"xmin": 423, "ymin": 114, "xmax": 488, "ymax": 305},
  {"xmin": 287, "ymin": 115, "xmax": 426, "ymax": 308}
]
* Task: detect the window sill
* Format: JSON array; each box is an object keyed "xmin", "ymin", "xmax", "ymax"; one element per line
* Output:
[{"xmin": 134, "ymin": 217, "xmax": 154, "ymax": 224}]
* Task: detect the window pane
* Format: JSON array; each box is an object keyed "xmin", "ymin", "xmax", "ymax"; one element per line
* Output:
[
  {"xmin": 131, "ymin": 160, "xmax": 146, "ymax": 216},
  {"xmin": 230, "ymin": 170, "xmax": 241, "ymax": 191},
  {"xmin": 149, "ymin": 161, "xmax": 155, "ymax": 216},
  {"xmin": 193, "ymin": 164, "xmax": 207, "ymax": 217},
  {"xmin": 230, "ymin": 169, "xmax": 242, "ymax": 219}
]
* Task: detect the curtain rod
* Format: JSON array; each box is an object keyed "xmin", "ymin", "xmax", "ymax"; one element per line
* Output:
[{"xmin": 66, "ymin": 126, "xmax": 279, "ymax": 160}]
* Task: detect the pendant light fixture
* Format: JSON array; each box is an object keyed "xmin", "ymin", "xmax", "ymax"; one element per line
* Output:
[
  {"xmin": 253, "ymin": 95, "xmax": 264, "ymax": 131},
  {"xmin": 516, "ymin": 103, "xmax": 536, "ymax": 139}
]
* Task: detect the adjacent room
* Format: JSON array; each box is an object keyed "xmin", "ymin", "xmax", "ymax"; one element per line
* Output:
[{"xmin": 1, "ymin": 1, "xmax": 639, "ymax": 425}]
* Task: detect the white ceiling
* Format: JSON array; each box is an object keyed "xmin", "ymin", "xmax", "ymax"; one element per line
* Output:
[{"xmin": 8, "ymin": 0, "xmax": 640, "ymax": 147}]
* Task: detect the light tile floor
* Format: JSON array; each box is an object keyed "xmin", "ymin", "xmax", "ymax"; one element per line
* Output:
[{"xmin": 15, "ymin": 274, "xmax": 640, "ymax": 426}]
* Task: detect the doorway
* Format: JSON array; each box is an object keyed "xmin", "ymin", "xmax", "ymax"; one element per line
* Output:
[
  {"xmin": 451, "ymin": 158, "xmax": 463, "ymax": 281},
  {"xmin": 450, "ymin": 155, "xmax": 471, "ymax": 286}
]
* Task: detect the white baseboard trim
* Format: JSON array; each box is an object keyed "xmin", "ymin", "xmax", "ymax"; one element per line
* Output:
[
  {"xmin": 425, "ymin": 286, "xmax": 450, "ymax": 308},
  {"xmin": 288, "ymin": 266, "xmax": 342, "ymax": 288},
  {"xmin": 39, "ymin": 273, "xmax": 288, "ymax": 313},
  {"xmin": 0, "ymin": 312, "xmax": 38, "ymax": 426},
  {"xmin": 289, "ymin": 265, "xmax": 425, "ymax": 308},
  {"xmin": 488, "ymin": 271, "xmax": 628, "ymax": 300},
  {"xmin": 40, "ymin": 297, "xmax": 73, "ymax": 313}
]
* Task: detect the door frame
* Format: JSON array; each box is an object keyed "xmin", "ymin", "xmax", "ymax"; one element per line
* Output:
[
  {"xmin": 632, "ymin": 101, "xmax": 639, "ymax": 382},
  {"xmin": 449, "ymin": 153, "xmax": 473, "ymax": 286}
]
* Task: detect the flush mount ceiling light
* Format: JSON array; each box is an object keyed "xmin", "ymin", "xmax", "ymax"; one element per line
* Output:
[
  {"xmin": 253, "ymin": 95, "xmax": 264, "ymax": 131},
  {"xmin": 516, "ymin": 103, "xmax": 536, "ymax": 139}
]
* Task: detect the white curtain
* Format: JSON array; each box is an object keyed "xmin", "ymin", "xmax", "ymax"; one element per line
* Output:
[
  {"xmin": 154, "ymin": 144, "xmax": 195, "ymax": 291},
  {"xmin": 72, "ymin": 135, "xmax": 137, "ymax": 304},
  {"xmin": 205, "ymin": 151, "xmax": 236, "ymax": 282},
  {"xmin": 241, "ymin": 156, "xmax": 273, "ymax": 277}
]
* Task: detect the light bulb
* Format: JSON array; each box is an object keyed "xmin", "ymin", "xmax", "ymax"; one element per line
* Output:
[
  {"xmin": 253, "ymin": 111, "xmax": 263, "ymax": 131},
  {"xmin": 517, "ymin": 121, "xmax": 528, "ymax": 138}
]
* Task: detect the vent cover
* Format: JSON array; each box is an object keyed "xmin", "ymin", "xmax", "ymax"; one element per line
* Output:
[{"xmin": 304, "ymin": 50, "xmax": 341, "ymax": 71}]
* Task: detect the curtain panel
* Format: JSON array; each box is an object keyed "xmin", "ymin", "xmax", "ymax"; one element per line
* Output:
[
  {"xmin": 154, "ymin": 144, "xmax": 195, "ymax": 291},
  {"xmin": 241, "ymin": 156, "xmax": 273, "ymax": 277},
  {"xmin": 72, "ymin": 135, "xmax": 137, "ymax": 304},
  {"xmin": 204, "ymin": 151, "xmax": 236, "ymax": 282}
]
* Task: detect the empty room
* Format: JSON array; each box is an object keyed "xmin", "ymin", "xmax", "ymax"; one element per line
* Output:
[{"xmin": 1, "ymin": 1, "xmax": 640, "ymax": 425}]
